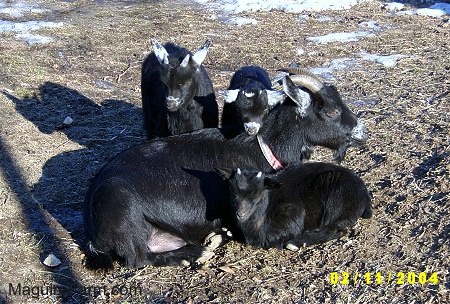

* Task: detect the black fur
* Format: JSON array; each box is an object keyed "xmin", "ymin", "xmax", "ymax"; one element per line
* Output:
[
  {"xmin": 221, "ymin": 66, "xmax": 281, "ymax": 136},
  {"xmin": 84, "ymin": 76, "xmax": 367, "ymax": 268},
  {"xmin": 141, "ymin": 40, "xmax": 218, "ymax": 139},
  {"xmin": 218, "ymin": 163, "xmax": 372, "ymax": 249},
  {"xmin": 283, "ymin": 76, "xmax": 367, "ymax": 162}
]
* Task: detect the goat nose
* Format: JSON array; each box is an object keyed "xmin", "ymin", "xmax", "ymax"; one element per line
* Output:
[
  {"xmin": 166, "ymin": 96, "xmax": 181, "ymax": 111},
  {"xmin": 244, "ymin": 122, "xmax": 261, "ymax": 136},
  {"xmin": 351, "ymin": 120, "xmax": 368, "ymax": 143}
]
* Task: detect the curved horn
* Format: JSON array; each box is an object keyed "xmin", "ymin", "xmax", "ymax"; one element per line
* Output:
[
  {"xmin": 278, "ymin": 67, "xmax": 325, "ymax": 93},
  {"xmin": 278, "ymin": 67, "xmax": 325, "ymax": 82},
  {"xmin": 288, "ymin": 74, "xmax": 324, "ymax": 93}
]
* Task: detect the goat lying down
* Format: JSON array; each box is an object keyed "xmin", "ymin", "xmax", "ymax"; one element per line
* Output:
[
  {"xmin": 83, "ymin": 75, "xmax": 368, "ymax": 269},
  {"xmin": 216, "ymin": 163, "xmax": 372, "ymax": 250}
]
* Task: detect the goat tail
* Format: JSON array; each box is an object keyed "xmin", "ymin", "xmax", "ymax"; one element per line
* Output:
[
  {"xmin": 82, "ymin": 185, "xmax": 114, "ymax": 269},
  {"xmin": 83, "ymin": 240, "xmax": 114, "ymax": 270}
]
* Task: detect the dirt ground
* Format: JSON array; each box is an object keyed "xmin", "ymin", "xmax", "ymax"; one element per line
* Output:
[{"xmin": 0, "ymin": 0, "xmax": 449, "ymax": 303}]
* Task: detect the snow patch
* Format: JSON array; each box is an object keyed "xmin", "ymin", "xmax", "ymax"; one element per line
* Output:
[
  {"xmin": 416, "ymin": 8, "xmax": 445, "ymax": 18},
  {"xmin": 358, "ymin": 20, "xmax": 382, "ymax": 31},
  {"xmin": 310, "ymin": 58, "xmax": 360, "ymax": 80},
  {"xmin": 307, "ymin": 31, "xmax": 374, "ymax": 44},
  {"xmin": 384, "ymin": 2, "xmax": 404, "ymax": 12},
  {"xmin": 0, "ymin": 20, "xmax": 63, "ymax": 45},
  {"xmin": 392, "ymin": 2, "xmax": 450, "ymax": 18},
  {"xmin": 195, "ymin": 0, "xmax": 371, "ymax": 14},
  {"xmin": 359, "ymin": 52, "xmax": 408, "ymax": 68},
  {"xmin": 227, "ymin": 16, "xmax": 258, "ymax": 26},
  {"xmin": 0, "ymin": 1, "xmax": 48, "ymax": 18},
  {"xmin": 317, "ymin": 16, "xmax": 334, "ymax": 22},
  {"xmin": 430, "ymin": 3, "xmax": 450, "ymax": 15}
]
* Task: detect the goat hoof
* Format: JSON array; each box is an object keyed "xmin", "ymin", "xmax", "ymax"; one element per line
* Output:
[
  {"xmin": 181, "ymin": 260, "xmax": 191, "ymax": 267},
  {"xmin": 206, "ymin": 234, "xmax": 224, "ymax": 251},
  {"xmin": 203, "ymin": 232, "xmax": 217, "ymax": 246},
  {"xmin": 286, "ymin": 243, "xmax": 299, "ymax": 252},
  {"xmin": 222, "ymin": 227, "xmax": 233, "ymax": 238},
  {"xmin": 195, "ymin": 250, "xmax": 215, "ymax": 265}
]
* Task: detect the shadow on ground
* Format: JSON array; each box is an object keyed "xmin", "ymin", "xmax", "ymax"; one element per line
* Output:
[{"xmin": 2, "ymin": 83, "xmax": 144, "ymax": 302}]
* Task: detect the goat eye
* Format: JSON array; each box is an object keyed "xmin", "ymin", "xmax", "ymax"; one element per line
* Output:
[{"xmin": 325, "ymin": 108, "xmax": 341, "ymax": 118}]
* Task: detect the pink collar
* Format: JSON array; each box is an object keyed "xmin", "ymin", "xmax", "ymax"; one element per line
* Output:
[{"xmin": 257, "ymin": 135, "xmax": 284, "ymax": 170}]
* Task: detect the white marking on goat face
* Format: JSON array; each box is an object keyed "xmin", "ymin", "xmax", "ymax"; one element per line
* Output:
[
  {"xmin": 244, "ymin": 122, "xmax": 261, "ymax": 136},
  {"xmin": 351, "ymin": 120, "xmax": 368, "ymax": 143},
  {"xmin": 151, "ymin": 38, "xmax": 169, "ymax": 65},
  {"xmin": 244, "ymin": 91, "xmax": 255, "ymax": 98},
  {"xmin": 166, "ymin": 96, "xmax": 182, "ymax": 111}
]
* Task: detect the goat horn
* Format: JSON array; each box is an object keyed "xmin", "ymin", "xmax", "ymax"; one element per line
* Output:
[
  {"xmin": 278, "ymin": 67, "xmax": 325, "ymax": 93},
  {"xmin": 288, "ymin": 74, "xmax": 324, "ymax": 94}
]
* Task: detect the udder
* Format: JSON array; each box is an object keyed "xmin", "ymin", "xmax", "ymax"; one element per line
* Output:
[{"xmin": 147, "ymin": 227, "xmax": 187, "ymax": 253}]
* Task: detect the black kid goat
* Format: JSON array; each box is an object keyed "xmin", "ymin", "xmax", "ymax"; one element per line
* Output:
[
  {"xmin": 141, "ymin": 39, "xmax": 218, "ymax": 139},
  {"xmin": 220, "ymin": 65, "xmax": 285, "ymax": 136},
  {"xmin": 216, "ymin": 164, "xmax": 372, "ymax": 249}
]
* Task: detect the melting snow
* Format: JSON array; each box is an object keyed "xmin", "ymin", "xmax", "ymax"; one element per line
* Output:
[
  {"xmin": 310, "ymin": 58, "xmax": 360, "ymax": 80},
  {"xmin": 359, "ymin": 52, "xmax": 408, "ymax": 68},
  {"xmin": 416, "ymin": 7, "xmax": 446, "ymax": 18},
  {"xmin": 384, "ymin": 2, "xmax": 405, "ymax": 12},
  {"xmin": 388, "ymin": 2, "xmax": 450, "ymax": 18},
  {"xmin": 227, "ymin": 16, "xmax": 258, "ymax": 26},
  {"xmin": 0, "ymin": 20, "xmax": 63, "ymax": 44},
  {"xmin": 307, "ymin": 31, "xmax": 374, "ymax": 44},
  {"xmin": 195, "ymin": 0, "xmax": 371, "ymax": 13},
  {"xmin": 0, "ymin": 1, "xmax": 48, "ymax": 18},
  {"xmin": 358, "ymin": 20, "xmax": 382, "ymax": 31}
]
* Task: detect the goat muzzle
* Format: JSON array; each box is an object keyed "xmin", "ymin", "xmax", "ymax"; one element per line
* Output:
[
  {"xmin": 166, "ymin": 96, "xmax": 182, "ymax": 112},
  {"xmin": 350, "ymin": 120, "xmax": 368, "ymax": 145}
]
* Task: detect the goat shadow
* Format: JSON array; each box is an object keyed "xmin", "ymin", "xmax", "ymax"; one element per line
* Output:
[
  {"xmin": 181, "ymin": 167, "xmax": 244, "ymax": 241},
  {"xmin": 4, "ymin": 82, "xmax": 144, "ymax": 245}
]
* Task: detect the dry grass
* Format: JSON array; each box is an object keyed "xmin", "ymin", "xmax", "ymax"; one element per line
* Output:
[{"xmin": 0, "ymin": 0, "xmax": 449, "ymax": 303}]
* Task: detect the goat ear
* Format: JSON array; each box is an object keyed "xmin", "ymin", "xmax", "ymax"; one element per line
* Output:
[
  {"xmin": 214, "ymin": 167, "xmax": 234, "ymax": 180},
  {"xmin": 266, "ymin": 90, "xmax": 286, "ymax": 109},
  {"xmin": 263, "ymin": 177, "xmax": 281, "ymax": 190},
  {"xmin": 219, "ymin": 89, "xmax": 239, "ymax": 103},
  {"xmin": 180, "ymin": 54, "xmax": 190, "ymax": 68},
  {"xmin": 192, "ymin": 39, "xmax": 211, "ymax": 66},
  {"xmin": 282, "ymin": 76, "xmax": 312, "ymax": 118},
  {"xmin": 151, "ymin": 39, "xmax": 169, "ymax": 65}
]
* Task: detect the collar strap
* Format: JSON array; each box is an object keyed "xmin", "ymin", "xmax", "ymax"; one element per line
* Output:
[{"xmin": 257, "ymin": 135, "xmax": 284, "ymax": 170}]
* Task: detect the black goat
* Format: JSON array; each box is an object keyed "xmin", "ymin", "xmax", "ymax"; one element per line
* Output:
[
  {"xmin": 216, "ymin": 164, "xmax": 372, "ymax": 249},
  {"xmin": 280, "ymin": 68, "xmax": 368, "ymax": 161},
  {"xmin": 83, "ymin": 75, "xmax": 368, "ymax": 268},
  {"xmin": 220, "ymin": 66, "xmax": 285, "ymax": 136},
  {"xmin": 141, "ymin": 39, "xmax": 218, "ymax": 139}
]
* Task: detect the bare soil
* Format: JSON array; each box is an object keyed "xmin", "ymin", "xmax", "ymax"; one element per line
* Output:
[{"xmin": 0, "ymin": 0, "xmax": 449, "ymax": 303}]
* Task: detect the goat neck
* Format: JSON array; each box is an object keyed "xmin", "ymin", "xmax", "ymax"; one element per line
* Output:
[{"xmin": 256, "ymin": 104, "xmax": 310, "ymax": 165}]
